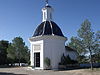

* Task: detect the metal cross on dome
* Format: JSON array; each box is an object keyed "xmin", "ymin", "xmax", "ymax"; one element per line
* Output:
[{"xmin": 45, "ymin": 0, "xmax": 49, "ymax": 4}]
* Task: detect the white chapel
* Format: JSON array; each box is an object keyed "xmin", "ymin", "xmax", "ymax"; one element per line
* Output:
[{"xmin": 29, "ymin": 1, "xmax": 77, "ymax": 70}]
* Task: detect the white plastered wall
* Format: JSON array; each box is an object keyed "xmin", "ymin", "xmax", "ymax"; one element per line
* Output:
[
  {"xmin": 29, "ymin": 35, "xmax": 67, "ymax": 69},
  {"xmin": 30, "ymin": 40, "xmax": 44, "ymax": 69},
  {"xmin": 43, "ymin": 36, "xmax": 67, "ymax": 69}
]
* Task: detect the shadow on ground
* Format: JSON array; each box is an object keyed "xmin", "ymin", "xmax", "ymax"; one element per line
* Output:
[{"xmin": 0, "ymin": 72, "xmax": 27, "ymax": 75}]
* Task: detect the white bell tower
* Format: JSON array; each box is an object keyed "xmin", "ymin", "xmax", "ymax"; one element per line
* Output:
[{"xmin": 42, "ymin": 0, "xmax": 53, "ymax": 22}]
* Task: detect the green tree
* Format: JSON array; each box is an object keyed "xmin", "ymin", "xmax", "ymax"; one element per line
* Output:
[
  {"xmin": 68, "ymin": 19, "xmax": 99, "ymax": 70},
  {"xmin": 0, "ymin": 40, "xmax": 9, "ymax": 65},
  {"xmin": 92, "ymin": 31, "xmax": 100, "ymax": 63},
  {"xmin": 78, "ymin": 20, "xmax": 94, "ymax": 69},
  {"xmin": 77, "ymin": 55, "xmax": 87, "ymax": 63},
  {"xmin": 11, "ymin": 37, "xmax": 29, "ymax": 66},
  {"xmin": 44, "ymin": 57, "xmax": 51, "ymax": 68},
  {"xmin": 78, "ymin": 19, "xmax": 95, "ymax": 70},
  {"xmin": 68, "ymin": 37, "xmax": 86, "ymax": 55},
  {"xmin": 94, "ymin": 31, "xmax": 100, "ymax": 54},
  {"xmin": 7, "ymin": 43, "xmax": 16, "ymax": 65}
]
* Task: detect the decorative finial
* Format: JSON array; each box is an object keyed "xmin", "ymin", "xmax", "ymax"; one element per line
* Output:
[{"xmin": 45, "ymin": 0, "xmax": 48, "ymax": 5}]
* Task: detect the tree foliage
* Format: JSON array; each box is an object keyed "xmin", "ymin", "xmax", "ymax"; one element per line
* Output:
[
  {"xmin": 0, "ymin": 37, "xmax": 29, "ymax": 66},
  {"xmin": 7, "ymin": 43, "xmax": 16, "ymax": 65},
  {"xmin": 7, "ymin": 37, "xmax": 30, "ymax": 66},
  {"xmin": 68, "ymin": 37, "xmax": 86, "ymax": 55},
  {"xmin": 94, "ymin": 31, "xmax": 100, "ymax": 54},
  {"xmin": 44, "ymin": 57, "xmax": 51, "ymax": 67},
  {"xmin": 0, "ymin": 40, "xmax": 9, "ymax": 65},
  {"xmin": 10, "ymin": 37, "xmax": 30, "ymax": 66},
  {"xmin": 59, "ymin": 54, "xmax": 78, "ymax": 65},
  {"xmin": 77, "ymin": 19, "xmax": 95, "ymax": 54},
  {"xmin": 68, "ymin": 19, "xmax": 100, "ymax": 69}
]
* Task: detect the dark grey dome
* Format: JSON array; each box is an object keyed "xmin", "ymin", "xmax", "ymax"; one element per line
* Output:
[{"xmin": 33, "ymin": 21, "xmax": 64, "ymax": 37}]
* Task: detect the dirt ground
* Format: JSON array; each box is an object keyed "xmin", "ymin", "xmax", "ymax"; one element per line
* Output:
[{"xmin": 0, "ymin": 67, "xmax": 100, "ymax": 75}]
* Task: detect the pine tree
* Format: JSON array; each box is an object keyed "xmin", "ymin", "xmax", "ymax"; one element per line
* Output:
[
  {"xmin": 0, "ymin": 40, "xmax": 9, "ymax": 65},
  {"xmin": 68, "ymin": 19, "xmax": 99, "ymax": 70},
  {"xmin": 77, "ymin": 19, "xmax": 94, "ymax": 70},
  {"xmin": 10, "ymin": 37, "xmax": 29, "ymax": 66},
  {"xmin": 7, "ymin": 43, "xmax": 16, "ymax": 65}
]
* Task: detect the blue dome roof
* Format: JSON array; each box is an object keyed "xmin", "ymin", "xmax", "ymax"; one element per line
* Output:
[{"xmin": 33, "ymin": 21, "xmax": 64, "ymax": 37}]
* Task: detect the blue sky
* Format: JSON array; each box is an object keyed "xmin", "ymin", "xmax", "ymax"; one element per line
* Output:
[{"xmin": 0, "ymin": 0, "xmax": 100, "ymax": 47}]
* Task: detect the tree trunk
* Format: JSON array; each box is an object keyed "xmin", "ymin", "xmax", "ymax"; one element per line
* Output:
[
  {"xmin": 19, "ymin": 59, "xmax": 20, "ymax": 66},
  {"xmin": 18, "ymin": 56, "xmax": 21, "ymax": 66},
  {"xmin": 89, "ymin": 47, "xmax": 93, "ymax": 70}
]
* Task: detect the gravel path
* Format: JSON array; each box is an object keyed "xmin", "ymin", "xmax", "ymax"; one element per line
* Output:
[{"xmin": 0, "ymin": 67, "xmax": 100, "ymax": 75}]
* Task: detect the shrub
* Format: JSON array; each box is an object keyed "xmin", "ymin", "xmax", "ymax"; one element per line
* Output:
[
  {"xmin": 59, "ymin": 54, "xmax": 78, "ymax": 65},
  {"xmin": 44, "ymin": 57, "xmax": 51, "ymax": 67}
]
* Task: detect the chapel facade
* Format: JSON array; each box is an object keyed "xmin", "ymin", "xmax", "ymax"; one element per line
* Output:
[{"xmin": 29, "ymin": 1, "xmax": 67, "ymax": 69}]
